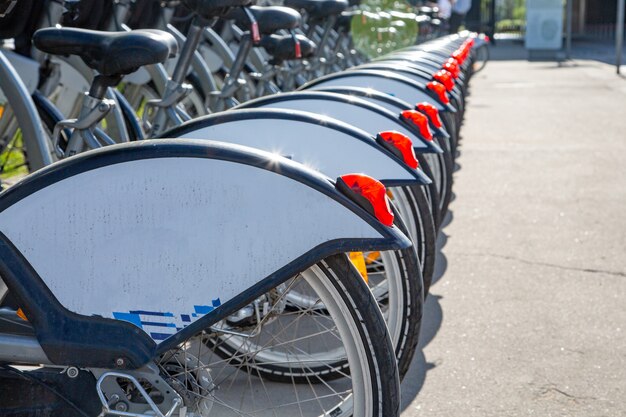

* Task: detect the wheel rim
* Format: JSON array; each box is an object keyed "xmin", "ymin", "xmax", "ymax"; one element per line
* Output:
[{"xmin": 158, "ymin": 263, "xmax": 375, "ymax": 417}]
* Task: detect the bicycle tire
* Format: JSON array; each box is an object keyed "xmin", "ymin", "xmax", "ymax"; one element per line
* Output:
[
  {"xmin": 204, "ymin": 246, "xmax": 421, "ymax": 383},
  {"xmin": 389, "ymin": 184, "xmax": 437, "ymax": 295}
]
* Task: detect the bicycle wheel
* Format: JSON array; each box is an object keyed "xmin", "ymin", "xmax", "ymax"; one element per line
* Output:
[
  {"xmin": 205, "ymin": 235, "xmax": 423, "ymax": 382},
  {"xmin": 472, "ymin": 44, "xmax": 489, "ymax": 74},
  {"xmin": 163, "ymin": 254, "xmax": 401, "ymax": 417},
  {"xmin": 424, "ymin": 137, "xmax": 454, "ymax": 218},
  {"xmin": 388, "ymin": 185, "xmax": 437, "ymax": 295}
]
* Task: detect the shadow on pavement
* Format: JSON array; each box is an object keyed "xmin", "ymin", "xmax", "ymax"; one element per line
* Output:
[
  {"xmin": 399, "ymin": 116, "xmax": 466, "ymax": 411},
  {"xmin": 400, "ymin": 217, "xmax": 450, "ymax": 411},
  {"xmin": 399, "ymin": 123, "xmax": 468, "ymax": 407}
]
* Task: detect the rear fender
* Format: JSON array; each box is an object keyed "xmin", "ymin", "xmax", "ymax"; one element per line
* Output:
[
  {"xmin": 300, "ymin": 69, "xmax": 457, "ymax": 113},
  {"xmin": 0, "ymin": 140, "xmax": 409, "ymax": 365},
  {"xmin": 381, "ymin": 53, "xmax": 468, "ymax": 84},
  {"xmin": 235, "ymin": 91, "xmax": 443, "ymax": 154},
  {"xmin": 162, "ymin": 108, "xmax": 431, "ymax": 185},
  {"xmin": 357, "ymin": 62, "xmax": 464, "ymax": 102},
  {"xmin": 308, "ymin": 87, "xmax": 451, "ymax": 140}
]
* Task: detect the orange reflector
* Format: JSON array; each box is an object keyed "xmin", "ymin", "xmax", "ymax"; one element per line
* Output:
[
  {"xmin": 365, "ymin": 251, "xmax": 381, "ymax": 265},
  {"xmin": 433, "ymin": 69, "xmax": 454, "ymax": 91},
  {"xmin": 377, "ymin": 131, "xmax": 419, "ymax": 169},
  {"xmin": 401, "ymin": 109, "xmax": 434, "ymax": 140},
  {"xmin": 337, "ymin": 174, "xmax": 395, "ymax": 227},
  {"xmin": 16, "ymin": 308, "xmax": 28, "ymax": 321},
  {"xmin": 417, "ymin": 102, "xmax": 443, "ymax": 129},
  {"xmin": 427, "ymin": 81, "xmax": 450, "ymax": 105},
  {"xmin": 0, "ymin": 105, "xmax": 4, "ymax": 120},
  {"xmin": 349, "ymin": 252, "xmax": 369, "ymax": 283}
]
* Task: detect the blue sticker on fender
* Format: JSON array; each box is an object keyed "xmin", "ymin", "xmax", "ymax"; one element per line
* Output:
[{"xmin": 113, "ymin": 298, "xmax": 222, "ymax": 341}]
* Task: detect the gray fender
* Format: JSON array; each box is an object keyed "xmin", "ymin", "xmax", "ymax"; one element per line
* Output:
[
  {"xmin": 0, "ymin": 140, "xmax": 409, "ymax": 343},
  {"xmin": 163, "ymin": 108, "xmax": 431, "ymax": 185},
  {"xmin": 235, "ymin": 91, "xmax": 443, "ymax": 154},
  {"xmin": 301, "ymin": 70, "xmax": 451, "ymax": 112}
]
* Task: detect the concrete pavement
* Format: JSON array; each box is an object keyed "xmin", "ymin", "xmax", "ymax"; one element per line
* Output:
[{"xmin": 400, "ymin": 42, "xmax": 626, "ymax": 416}]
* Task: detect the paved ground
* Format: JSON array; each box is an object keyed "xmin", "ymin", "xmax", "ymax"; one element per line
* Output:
[{"xmin": 400, "ymin": 42, "xmax": 626, "ymax": 416}]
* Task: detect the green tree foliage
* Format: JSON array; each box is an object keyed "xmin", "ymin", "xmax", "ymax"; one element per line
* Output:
[
  {"xmin": 351, "ymin": 0, "xmax": 419, "ymax": 57},
  {"xmin": 495, "ymin": 0, "xmax": 525, "ymax": 32},
  {"xmin": 495, "ymin": 0, "xmax": 525, "ymax": 22}
]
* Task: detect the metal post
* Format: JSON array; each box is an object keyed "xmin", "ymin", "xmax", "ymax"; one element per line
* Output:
[
  {"xmin": 617, "ymin": 0, "xmax": 625, "ymax": 74},
  {"xmin": 565, "ymin": 0, "xmax": 573, "ymax": 59}
]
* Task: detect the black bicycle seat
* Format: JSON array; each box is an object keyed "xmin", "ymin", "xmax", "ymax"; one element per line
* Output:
[
  {"xmin": 180, "ymin": 0, "xmax": 255, "ymax": 19},
  {"xmin": 260, "ymin": 34, "xmax": 316, "ymax": 62},
  {"xmin": 33, "ymin": 28, "xmax": 178, "ymax": 77},
  {"xmin": 284, "ymin": 0, "xmax": 348, "ymax": 20},
  {"xmin": 226, "ymin": 6, "xmax": 301, "ymax": 34}
]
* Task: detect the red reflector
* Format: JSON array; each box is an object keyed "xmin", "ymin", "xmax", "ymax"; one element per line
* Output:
[
  {"xmin": 483, "ymin": 35, "xmax": 490, "ymax": 43},
  {"xmin": 401, "ymin": 110, "xmax": 433, "ymax": 140},
  {"xmin": 462, "ymin": 44, "xmax": 471, "ymax": 57},
  {"xmin": 294, "ymin": 39, "xmax": 302, "ymax": 58},
  {"xmin": 426, "ymin": 81, "xmax": 450, "ymax": 105},
  {"xmin": 338, "ymin": 174, "xmax": 395, "ymax": 227},
  {"xmin": 443, "ymin": 60, "xmax": 460, "ymax": 78},
  {"xmin": 251, "ymin": 21, "xmax": 261, "ymax": 43},
  {"xmin": 416, "ymin": 102, "xmax": 443, "ymax": 129},
  {"xmin": 452, "ymin": 49, "xmax": 465, "ymax": 65},
  {"xmin": 377, "ymin": 131, "xmax": 419, "ymax": 169},
  {"xmin": 433, "ymin": 70, "xmax": 454, "ymax": 91}
]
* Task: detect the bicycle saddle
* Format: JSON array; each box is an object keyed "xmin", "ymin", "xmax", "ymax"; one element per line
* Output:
[
  {"xmin": 226, "ymin": 6, "xmax": 301, "ymax": 34},
  {"xmin": 284, "ymin": 0, "xmax": 348, "ymax": 20},
  {"xmin": 260, "ymin": 34, "xmax": 316, "ymax": 62},
  {"xmin": 180, "ymin": 0, "xmax": 255, "ymax": 19},
  {"xmin": 32, "ymin": 28, "xmax": 178, "ymax": 77}
]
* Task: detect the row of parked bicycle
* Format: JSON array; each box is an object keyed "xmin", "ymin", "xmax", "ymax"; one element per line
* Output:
[{"xmin": 0, "ymin": 0, "xmax": 488, "ymax": 416}]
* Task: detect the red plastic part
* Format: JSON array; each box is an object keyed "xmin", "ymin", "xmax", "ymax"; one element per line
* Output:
[
  {"xmin": 452, "ymin": 49, "xmax": 465, "ymax": 65},
  {"xmin": 294, "ymin": 39, "xmax": 302, "ymax": 58},
  {"xmin": 426, "ymin": 81, "xmax": 450, "ymax": 105},
  {"xmin": 339, "ymin": 174, "xmax": 395, "ymax": 227},
  {"xmin": 401, "ymin": 110, "xmax": 433, "ymax": 140},
  {"xmin": 433, "ymin": 69, "xmax": 454, "ymax": 91},
  {"xmin": 378, "ymin": 131, "xmax": 419, "ymax": 169},
  {"xmin": 416, "ymin": 102, "xmax": 443, "ymax": 129},
  {"xmin": 443, "ymin": 60, "xmax": 460, "ymax": 78},
  {"xmin": 251, "ymin": 21, "xmax": 261, "ymax": 43}
]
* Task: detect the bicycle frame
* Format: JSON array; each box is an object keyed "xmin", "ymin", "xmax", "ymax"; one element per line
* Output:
[{"xmin": 0, "ymin": 50, "xmax": 52, "ymax": 170}]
